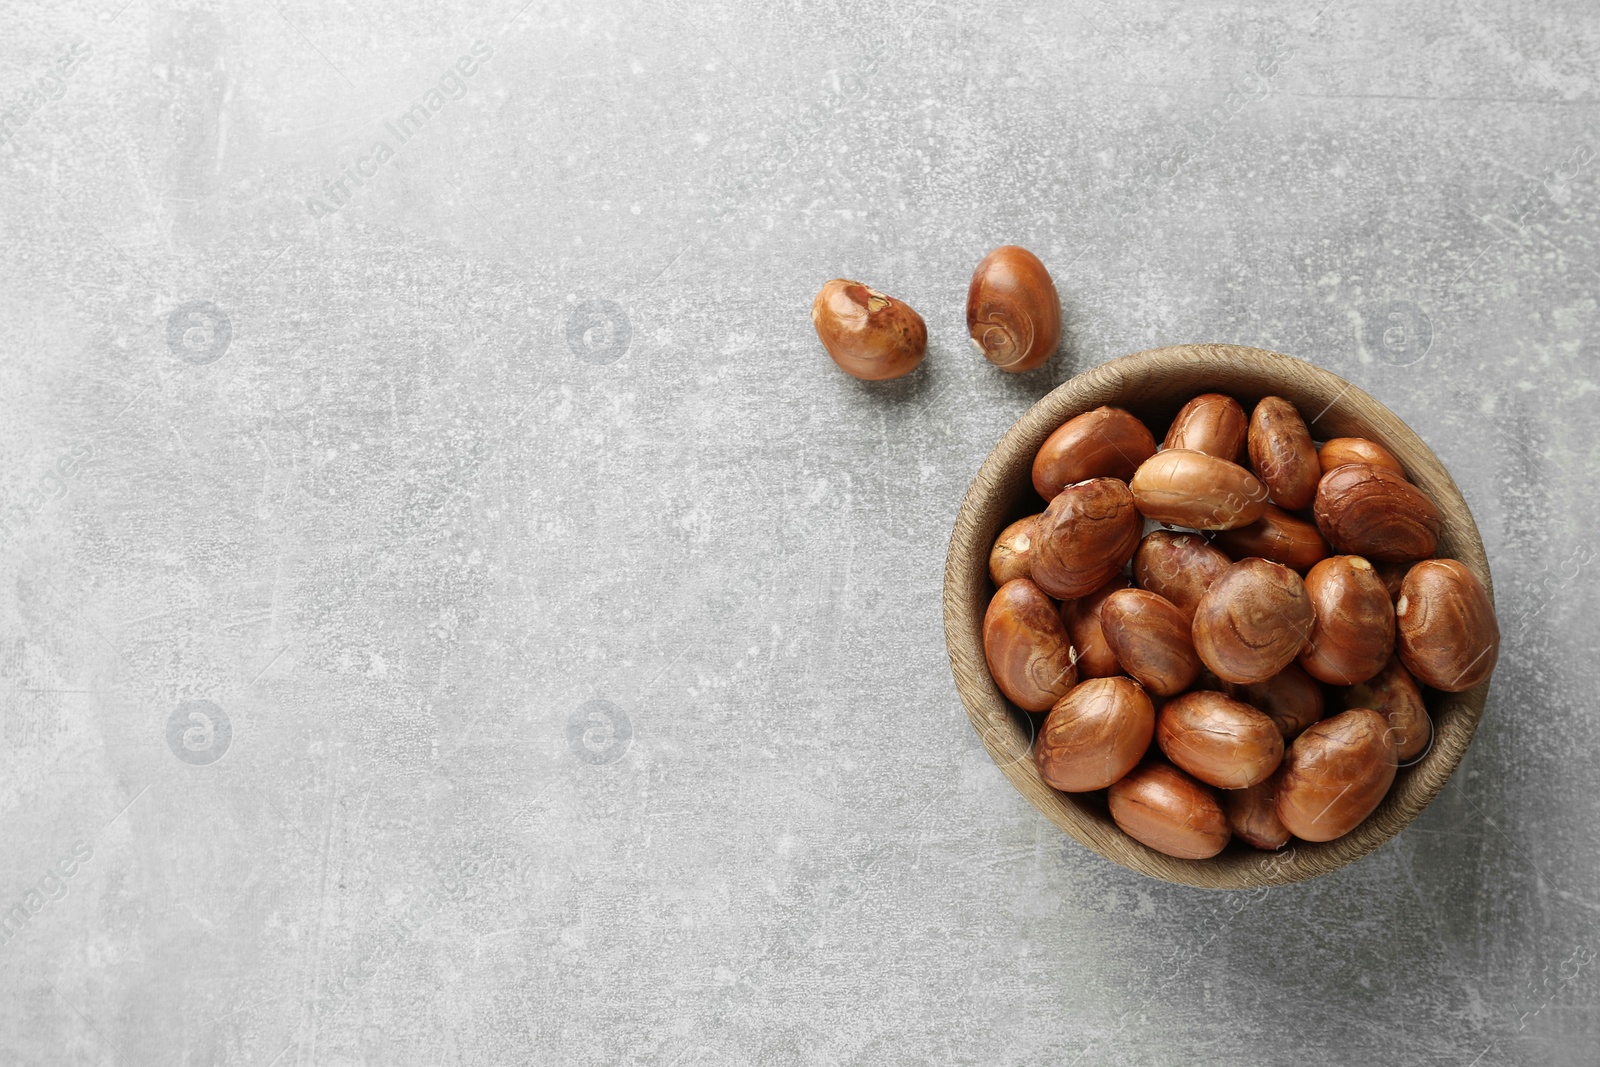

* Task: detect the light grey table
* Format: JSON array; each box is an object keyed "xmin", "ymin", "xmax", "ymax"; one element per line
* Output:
[{"xmin": 1, "ymin": 1, "xmax": 1596, "ymax": 1064}]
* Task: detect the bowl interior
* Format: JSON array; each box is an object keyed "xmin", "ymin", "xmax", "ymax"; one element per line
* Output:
[{"xmin": 943, "ymin": 344, "xmax": 1494, "ymax": 888}]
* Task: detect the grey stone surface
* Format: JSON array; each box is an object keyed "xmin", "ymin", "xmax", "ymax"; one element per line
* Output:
[{"xmin": 1, "ymin": 0, "xmax": 1597, "ymax": 1063}]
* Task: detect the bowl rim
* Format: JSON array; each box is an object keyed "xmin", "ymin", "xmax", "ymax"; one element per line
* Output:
[{"xmin": 942, "ymin": 343, "xmax": 1495, "ymax": 889}]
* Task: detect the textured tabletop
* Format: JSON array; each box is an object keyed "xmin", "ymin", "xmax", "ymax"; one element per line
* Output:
[{"xmin": 1, "ymin": 1, "xmax": 1597, "ymax": 1064}]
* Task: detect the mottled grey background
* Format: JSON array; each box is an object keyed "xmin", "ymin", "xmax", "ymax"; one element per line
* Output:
[{"xmin": 0, "ymin": 0, "xmax": 1596, "ymax": 1063}]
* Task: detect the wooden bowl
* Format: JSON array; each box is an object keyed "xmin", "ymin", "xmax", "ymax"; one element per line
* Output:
[{"xmin": 943, "ymin": 344, "xmax": 1494, "ymax": 888}]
